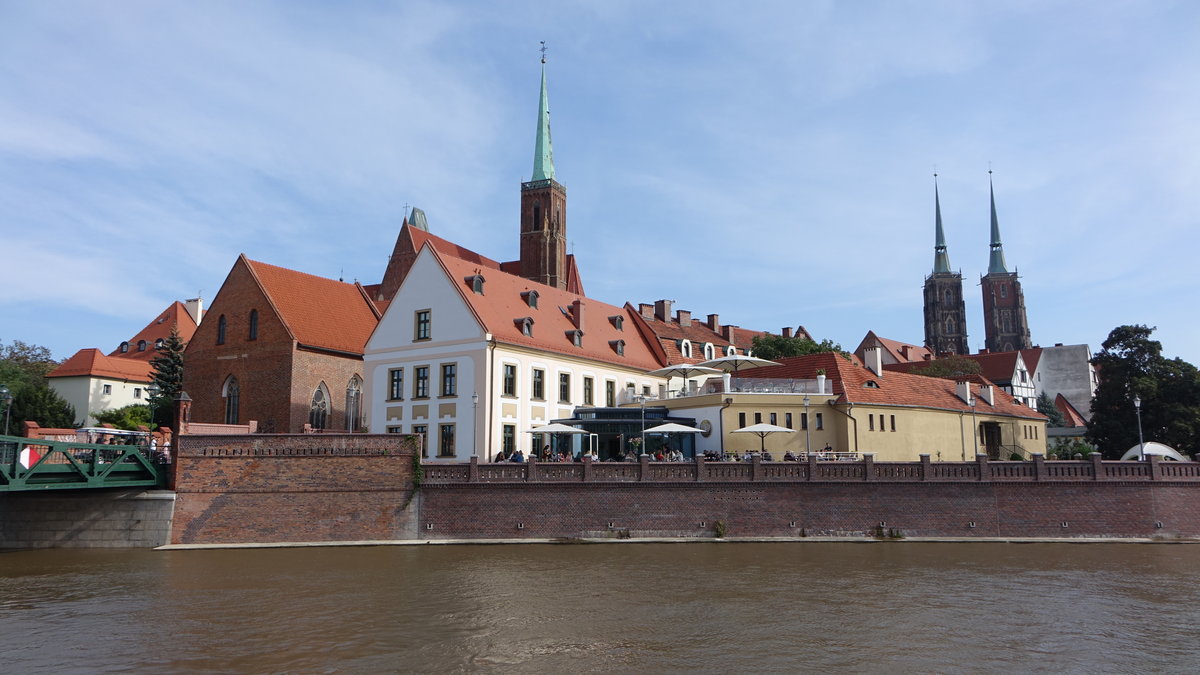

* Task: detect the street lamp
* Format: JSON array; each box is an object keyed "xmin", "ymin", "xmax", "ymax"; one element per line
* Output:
[
  {"xmin": 1134, "ymin": 395, "xmax": 1145, "ymax": 461},
  {"xmin": 0, "ymin": 384, "xmax": 12, "ymax": 436},
  {"xmin": 802, "ymin": 395, "xmax": 811, "ymax": 456},
  {"xmin": 472, "ymin": 391, "xmax": 479, "ymax": 460}
]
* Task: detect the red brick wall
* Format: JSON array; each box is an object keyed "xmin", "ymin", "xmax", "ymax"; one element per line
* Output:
[{"xmin": 171, "ymin": 434, "xmax": 418, "ymax": 545}]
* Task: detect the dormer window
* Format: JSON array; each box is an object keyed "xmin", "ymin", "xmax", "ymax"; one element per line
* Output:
[
  {"xmin": 522, "ymin": 290, "xmax": 539, "ymax": 308},
  {"xmin": 609, "ymin": 339, "xmax": 625, "ymax": 356},
  {"xmin": 137, "ymin": 340, "xmax": 147, "ymax": 352},
  {"xmin": 609, "ymin": 315, "xmax": 624, "ymax": 331},
  {"xmin": 155, "ymin": 338, "xmax": 165, "ymax": 349},
  {"xmin": 726, "ymin": 345, "xmax": 736, "ymax": 356},
  {"xmin": 515, "ymin": 317, "xmax": 534, "ymax": 337},
  {"xmin": 567, "ymin": 330, "xmax": 584, "ymax": 347},
  {"xmin": 703, "ymin": 343, "xmax": 715, "ymax": 360},
  {"xmin": 119, "ymin": 342, "xmax": 129, "ymax": 353},
  {"xmin": 679, "ymin": 339, "xmax": 692, "ymax": 358},
  {"xmin": 466, "ymin": 274, "xmax": 485, "ymax": 295},
  {"xmin": 863, "ymin": 380, "xmax": 879, "ymax": 388}
]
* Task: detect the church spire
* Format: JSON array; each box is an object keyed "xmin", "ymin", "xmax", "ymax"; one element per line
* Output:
[
  {"xmin": 932, "ymin": 174, "xmax": 952, "ymax": 274},
  {"xmin": 531, "ymin": 43, "xmax": 555, "ymax": 182},
  {"xmin": 987, "ymin": 171, "xmax": 1009, "ymax": 275}
]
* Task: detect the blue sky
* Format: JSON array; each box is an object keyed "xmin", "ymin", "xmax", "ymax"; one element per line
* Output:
[{"xmin": 3, "ymin": 1, "xmax": 1198, "ymax": 367}]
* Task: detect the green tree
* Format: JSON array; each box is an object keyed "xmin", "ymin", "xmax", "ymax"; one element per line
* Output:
[
  {"xmin": 1088, "ymin": 325, "xmax": 1200, "ymax": 459},
  {"xmin": 1, "ymin": 339, "xmax": 77, "ymax": 431},
  {"xmin": 1037, "ymin": 392, "xmax": 1066, "ymax": 427},
  {"xmin": 905, "ymin": 355, "xmax": 983, "ymax": 380},
  {"xmin": 93, "ymin": 403, "xmax": 152, "ymax": 431},
  {"xmin": 148, "ymin": 329, "xmax": 185, "ymax": 427},
  {"xmin": 750, "ymin": 334, "xmax": 848, "ymax": 361}
]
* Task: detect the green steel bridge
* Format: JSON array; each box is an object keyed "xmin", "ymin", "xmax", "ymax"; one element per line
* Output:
[{"xmin": 0, "ymin": 434, "xmax": 168, "ymax": 492}]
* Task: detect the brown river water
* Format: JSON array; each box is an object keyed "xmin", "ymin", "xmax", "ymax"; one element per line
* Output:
[{"xmin": 2, "ymin": 542, "xmax": 1199, "ymax": 674}]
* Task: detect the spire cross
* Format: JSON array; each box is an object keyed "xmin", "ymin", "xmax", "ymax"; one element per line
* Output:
[{"xmin": 540, "ymin": 41, "xmax": 547, "ymax": 64}]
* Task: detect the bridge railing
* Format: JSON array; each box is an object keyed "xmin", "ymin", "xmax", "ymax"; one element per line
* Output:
[{"xmin": 0, "ymin": 434, "xmax": 167, "ymax": 491}]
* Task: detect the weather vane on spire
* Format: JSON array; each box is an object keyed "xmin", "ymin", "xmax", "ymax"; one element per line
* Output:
[{"xmin": 540, "ymin": 41, "xmax": 547, "ymax": 64}]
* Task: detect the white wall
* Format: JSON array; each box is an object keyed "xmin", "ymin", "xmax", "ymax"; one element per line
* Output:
[{"xmin": 48, "ymin": 376, "xmax": 150, "ymax": 425}]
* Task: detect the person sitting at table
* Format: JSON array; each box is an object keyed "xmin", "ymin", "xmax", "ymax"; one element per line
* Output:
[
  {"xmin": 511, "ymin": 449, "xmax": 525, "ymax": 463},
  {"xmin": 783, "ymin": 451, "xmax": 796, "ymax": 461}
]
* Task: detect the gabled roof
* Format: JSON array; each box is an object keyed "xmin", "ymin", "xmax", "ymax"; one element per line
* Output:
[
  {"xmin": 244, "ymin": 256, "xmax": 379, "ymax": 355},
  {"xmin": 427, "ymin": 246, "xmax": 661, "ymax": 371},
  {"xmin": 628, "ymin": 310, "xmax": 747, "ymax": 365},
  {"xmin": 1055, "ymin": 393, "xmax": 1088, "ymax": 428},
  {"xmin": 855, "ymin": 330, "xmax": 932, "ymax": 364},
  {"xmin": 741, "ymin": 353, "xmax": 1045, "ymax": 420},
  {"xmin": 108, "ymin": 301, "xmax": 199, "ymax": 361},
  {"xmin": 1020, "ymin": 347, "xmax": 1043, "ymax": 374},
  {"xmin": 48, "ymin": 348, "xmax": 152, "ymax": 381}
]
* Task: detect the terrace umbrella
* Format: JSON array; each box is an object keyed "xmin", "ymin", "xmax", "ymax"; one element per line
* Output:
[
  {"xmin": 645, "ymin": 364, "xmax": 723, "ymax": 396},
  {"xmin": 731, "ymin": 423, "xmax": 797, "ymax": 453},
  {"xmin": 643, "ymin": 422, "xmax": 703, "ymax": 457},
  {"xmin": 526, "ymin": 423, "xmax": 588, "ymax": 458},
  {"xmin": 696, "ymin": 355, "xmax": 781, "ymax": 375}
]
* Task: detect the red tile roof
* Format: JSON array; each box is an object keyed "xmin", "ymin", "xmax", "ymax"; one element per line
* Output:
[
  {"xmin": 108, "ymin": 301, "xmax": 199, "ymax": 361},
  {"xmin": 742, "ymin": 353, "xmax": 1045, "ymax": 419},
  {"xmin": 855, "ymin": 330, "xmax": 932, "ymax": 364},
  {"xmin": 429, "ymin": 247, "xmax": 662, "ymax": 371},
  {"xmin": 245, "ymin": 256, "xmax": 380, "ymax": 355},
  {"xmin": 1055, "ymin": 393, "xmax": 1088, "ymax": 427},
  {"xmin": 48, "ymin": 348, "xmax": 152, "ymax": 381}
]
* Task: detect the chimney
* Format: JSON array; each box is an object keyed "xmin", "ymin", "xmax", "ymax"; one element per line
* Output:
[
  {"xmin": 900, "ymin": 346, "xmax": 911, "ymax": 360},
  {"xmin": 184, "ymin": 297, "xmax": 204, "ymax": 325},
  {"xmin": 978, "ymin": 383, "xmax": 995, "ymax": 406},
  {"xmin": 707, "ymin": 314, "xmax": 720, "ymax": 333},
  {"xmin": 654, "ymin": 299, "xmax": 673, "ymax": 322},
  {"xmin": 676, "ymin": 309, "xmax": 692, "ymax": 327},
  {"xmin": 571, "ymin": 299, "xmax": 584, "ymax": 329},
  {"xmin": 782, "ymin": 327, "xmax": 793, "ymax": 338},
  {"xmin": 722, "ymin": 325, "xmax": 737, "ymax": 342},
  {"xmin": 956, "ymin": 380, "xmax": 972, "ymax": 404},
  {"xmin": 924, "ymin": 353, "xmax": 932, "ymax": 361},
  {"xmin": 864, "ymin": 346, "xmax": 883, "ymax": 377},
  {"xmin": 639, "ymin": 303, "xmax": 654, "ymax": 319}
]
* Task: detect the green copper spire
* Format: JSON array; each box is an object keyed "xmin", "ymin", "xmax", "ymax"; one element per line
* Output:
[
  {"xmin": 932, "ymin": 174, "xmax": 952, "ymax": 274},
  {"xmin": 531, "ymin": 52, "xmax": 555, "ymax": 182},
  {"xmin": 987, "ymin": 171, "xmax": 1009, "ymax": 275}
]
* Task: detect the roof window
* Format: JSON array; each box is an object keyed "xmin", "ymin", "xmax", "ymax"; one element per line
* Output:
[
  {"xmin": 137, "ymin": 340, "xmax": 147, "ymax": 352},
  {"xmin": 567, "ymin": 330, "xmax": 584, "ymax": 347},
  {"xmin": 515, "ymin": 317, "xmax": 534, "ymax": 337},
  {"xmin": 609, "ymin": 315, "xmax": 624, "ymax": 331},
  {"xmin": 609, "ymin": 339, "xmax": 626, "ymax": 356},
  {"xmin": 522, "ymin": 290, "xmax": 539, "ymax": 308},
  {"xmin": 466, "ymin": 274, "xmax": 485, "ymax": 295}
]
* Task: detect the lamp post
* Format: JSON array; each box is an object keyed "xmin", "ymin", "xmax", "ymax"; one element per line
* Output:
[
  {"xmin": 0, "ymin": 384, "xmax": 12, "ymax": 436},
  {"xmin": 472, "ymin": 391, "xmax": 479, "ymax": 460},
  {"xmin": 1134, "ymin": 395, "xmax": 1145, "ymax": 461},
  {"xmin": 802, "ymin": 395, "xmax": 811, "ymax": 456}
]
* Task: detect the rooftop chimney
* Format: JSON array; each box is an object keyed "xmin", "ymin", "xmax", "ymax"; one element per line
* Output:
[
  {"xmin": 864, "ymin": 346, "xmax": 883, "ymax": 377},
  {"xmin": 707, "ymin": 314, "xmax": 720, "ymax": 333},
  {"xmin": 956, "ymin": 380, "xmax": 972, "ymax": 404},
  {"xmin": 978, "ymin": 383, "xmax": 995, "ymax": 406},
  {"xmin": 782, "ymin": 327, "xmax": 793, "ymax": 338},
  {"xmin": 654, "ymin": 299, "xmax": 673, "ymax": 322},
  {"xmin": 571, "ymin": 299, "xmax": 584, "ymax": 329},
  {"xmin": 184, "ymin": 297, "xmax": 204, "ymax": 325},
  {"xmin": 676, "ymin": 309, "xmax": 692, "ymax": 327},
  {"xmin": 722, "ymin": 325, "xmax": 737, "ymax": 342},
  {"xmin": 638, "ymin": 303, "xmax": 654, "ymax": 319}
]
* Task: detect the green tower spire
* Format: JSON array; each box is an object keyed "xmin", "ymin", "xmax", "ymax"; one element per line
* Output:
[
  {"xmin": 531, "ymin": 50, "xmax": 555, "ymax": 183},
  {"xmin": 987, "ymin": 171, "xmax": 1009, "ymax": 275},
  {"xmin": 932, "ymin": 174, "xmax": 952, "ymax": 274}
]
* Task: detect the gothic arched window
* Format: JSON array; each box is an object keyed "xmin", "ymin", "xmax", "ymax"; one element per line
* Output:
[
  {"xmin": 946, "ymin": 317, "xmax": 955, "ymax": 334},
  {"xmin": 217, "ymin": 315, "xmax": 227, "ymax": 345},
  {"xmin": 945, "ymin": 289, "xmax": 953, "ymax": 303},
  {"xmin": 223, "ymin": 376, "xmax": 240, "ymax": 425},
  {"xmin": 309, "ymin": 385, "xmax": 329, "ymax": 430},
  {"xmin": 248, "ymin": 309, "xmax": 259, "ymax": 340},
  {"xmin": 345, "ymin": 377, "xmax": 362, "ymax": 431}
]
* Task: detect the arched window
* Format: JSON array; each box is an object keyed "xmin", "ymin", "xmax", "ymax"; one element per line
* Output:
[
  {"xmin": 703, "ymin": 343, "xmax": 715, "ymax": 360},
  {"xmin": 946, "ymin": 317, "xmax": 955, "ymax": 334},
  {"xmin": 248, "ymin": 309, "xmax": 258, "ymax": 340},
  {"xmin": 217, "ymin": 315, "xmax": 227, "ymax": 345},
  {"xmin": 119, "ymin": 341, "xmax": 129, "ymax": 353},
  {"xmin": 137, "ymin": 340, "xmax": 147, "ymax": 352},
  {"xmin": 680, "ymin": 340, "xmax": 692, "ymax": 358},
  {"xmin": 532, "ymin": 204, "xmax": 541, "ymax": 231},
  {"xmin": 345, "ymin": 377, "xmax": 362, "ymax": 431},
  {"xmin": 726, "ymin": 346, "xmax": 736, "ymax": 356},
  {"xmin": 945, "ymin": 289, "xmax": 953, "ymax": 302},
  {"xmin": 222, "ymin": 376, "xmax": 240, "ymax": 425},
  {"xmin": 309, "ymin": 385, "xmax": 329, "ymax": 430},
  {"xmin": 155, "ymin": 338, "xmax": 164, "ymax": 349}
]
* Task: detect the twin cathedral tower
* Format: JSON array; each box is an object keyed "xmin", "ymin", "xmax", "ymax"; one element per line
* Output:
[{"xmin": 922, "ymin": 173, "xmax": 1032, "ymax": 356}]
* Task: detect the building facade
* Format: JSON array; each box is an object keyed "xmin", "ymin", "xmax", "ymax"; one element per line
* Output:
[{"xmin": 923, "ymin": 178, "xmax": 969, "ymax": 355}]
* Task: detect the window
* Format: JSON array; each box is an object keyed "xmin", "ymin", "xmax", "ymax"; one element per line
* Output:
[
  {"xmin": 388, "ymin": 368, "xmax": 404, "ymax": 401},
  {"xmin": 726, "ymin": 346, "xmax": 736, "ymax": 356},
  {"xmin": 946, "ymin": 317, "xmax": 955, "ymax": 334},
  {"xmin": 217, "ymin": 315, "xmax": 227, "ymax": 345},
  {"xmin": 345, "ymin": 377, "xmax": 362, "ymax": 431},
  {"xmin": 945, "ymin": 289, "xmax": 953, "ymax": 302},
  {"xmin": 413, "ymin": 424, "xmax": 428, "ymax": 458},
  {"xmin": 770, "ymin": 413, "xmax": 777, "ymax": 425},
  {"xmin": 533, "ymin": 204, "xmax": 541, "ymax": 230},
  {"xmin": 439, "ymin": 424, "xmax": 456, "ymax": 457},
  {"xmin": 223, "ymin": 376, "xmax": 239, "ymax": 425},
  {"xmin": 1000, "ymin": 284, "xmax": 1008, "ymax": 298},
  {"xmin": 680, "ymin": 340, "xmax": 692, "ymax": 358},
  {"xmin": 583, "ymin": 377, "xmax": 594, "ymax": 405},
  {"xmin": 387, "ymin": 426, "xmax": 403, "ymax": 434},
  {"xmin": 532, "ymin": 369, "xmax": 545, "ymax": 400},
  {"xmin": 801, "ymin": 413, "xmax": 808, "ymax": 430},
  {"xmin": 642, "ymin": 385, "xmax": 650, "ymax": 396},
  {"xmin": 414, "ymin": 309, "xmax": 431, "ymax": 341},
  {"xmin": 309, "ymin": 386, "xmax": 328, "ymax": 429},
  {"xmin": 568, "ymin": 330, "xmax": 583, "ymax": 347},
  {"xmin": 605, "ymin": 380, "xmax": 616, "ymax": 407},
  {"xmin": 103, "ymin": 384, "xmax": 112, "ymax": 395},
  {"xmin": 559, "ymin": 373, "xmax": 571, "ymax": 403},
  {"xmin": 869, "ymin": 415, "xmax": 875, "ymax": 431},
  {"xmin": 248, "ymin": 309, "xmax": 259, "ymax": 340},
  {"xmin": 517, "ymin": 317, "xmax": 534, "ymax": 336},
  {"xmin": 738, "ymin": 412, "xmax": 746, "ymax": 428},
  {"xmin": 119, "ymin": 342, "xmax": 129, "ymax": 353},
  {"xmin": 134, "ymin": 388, "xmax": 142, "ymax": 399},
  {"xmin": 815, "ymin": 413, "xmax": 824, "ymax": 430},
  {"xmin": 414, "ymin": 366, "xmax": 429, "ymax": 399},
  {"xmin": 890, "ymin": 415, "xmax": 896, "ymax": 432},
  {"xmin": 155, "ymin": 338, "xmax": 164, "ymax": 349},
  {"xmin": 137, "ymin": 340, "xmax": 147, "ymax": 352},
  {"xmin": 441, "ymin": 363, "xmax": 457, "ymax": 397},
  {"xmin": 467, "ymin": 275, "xmax": 484, "ymax": 294},
  {"xmin": 502, "ymin": 424, "xmax": 516, "ymax": 455},
  {"xmin": 610, "ymin": 339, "xmax": 625, "ymax": 356},
  {"xmin": 704, "ymin": 343, "xmax": 715, "ymax": 360},
  {"xmin": 754, "ymin": 412, "xmax": 763, "ymax": 424},
  {"xmin": 785, "ymin": 413, "xmax": 793, "ymax": 429},
  {"xmin": 522, "ymin": 290, "xmax": 539, "ymax": 308},
  {"xmin": 503, "ymin": 364, "xmax": 517, "ymax": 396},
  {"xmin": 609, "ymin": 315, "xmax": 624, "ymax": 330}
]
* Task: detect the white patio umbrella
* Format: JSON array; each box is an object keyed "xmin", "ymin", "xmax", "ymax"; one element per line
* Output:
[
  {"xmin": 696, "ymin": 355, "xmax": 781, "ymax": 374},
  {"xmin": 731, "ymin": 422, "xmax": 796, "ymax": 453},
  {"xmin": 526, "ymin": 423, "xmax": 589, "ymax": 458},
  {"xmin": 643, "ymin": 422, "xmax": 703, "ymax": 458},
  {"xmin": 646, "ymin": 364, "xmax": 723, "ymax": 396},
  {"xmin": 1119, "ymin": 441, "xmax": 1189, "ymax": 462}
]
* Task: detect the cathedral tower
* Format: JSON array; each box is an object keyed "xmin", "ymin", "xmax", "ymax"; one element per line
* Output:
[
  {"xmin": 923, "ymin": 176, "xmax": 969, "ymax": 355},
  {"xmin": 980, "ymin": 173, "xmax": 1032, "ymax": 352},
  {"xmin": 519, "ymin": 53, "xmax": 568, "ymax": 290}
]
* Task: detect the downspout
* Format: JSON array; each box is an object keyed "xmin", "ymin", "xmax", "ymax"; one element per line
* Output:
[
  {"xmin": 484, "ymin": 336, "xmax": 496, "ymax": 462},
  {"xmin": 718, "ymin": 397, "xmax": 733, "ymax": 453},
  {"xmin": 828, "ymin": 400, "xmax": 858, "ymax": 453},
  {"xmin": 959, "ymin": 409, "xmax": 967, "ymax": 462}
]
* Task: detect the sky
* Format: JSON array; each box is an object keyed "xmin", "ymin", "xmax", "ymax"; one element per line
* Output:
[{"xmin": 2, "ymin": 0, "xmax": 1198, "ymax": 368}]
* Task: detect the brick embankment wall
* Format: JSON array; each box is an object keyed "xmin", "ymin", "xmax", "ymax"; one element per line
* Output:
[
  {"xmin": 171, "ymin": 434, "xmax": 418, "ymax": 545},
  {"xmin": 0, "ymin": 489, "xmax": 175, "ymax": 549},
  {"xmin": 416, "ymin": 455, "xmax": 1200, "ymax": 540}
]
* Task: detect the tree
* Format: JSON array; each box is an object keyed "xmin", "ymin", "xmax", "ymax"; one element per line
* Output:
[
  {"xmin": 0, "ymin": 339, "xmax": 77, "ymax": 430},
  {"xmin": 905, "ymin": 355, "xmax": 982, "ymax": 380},
  {"xmin": 148, "ymin": 329, "xmax": 185, "ymax": 427},
  {"xmin": 93, "ymin": 404, "xmax": 152, "ymax": 431},
  {"xmin": 1037, "ymin": 392, "xmax": 1066, "ymax": 427},
  {"xmin": 750, "ymin": 334, "xmax": 848, "ymax": 361},
  {"xmin": 1088, "ymin": 325, "xmax": 1200, "ymax": 459}
]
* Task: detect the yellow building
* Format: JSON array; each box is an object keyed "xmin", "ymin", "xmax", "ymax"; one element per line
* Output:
[{"xmin": 657, "ymin": 352, "xmax": 1048, "ymax": 461}]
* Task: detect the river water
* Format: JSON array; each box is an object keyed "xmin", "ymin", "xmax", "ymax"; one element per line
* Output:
[{"xmin": 2, "ymin": 542, "xmax": 1198, "ymax": 673}]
